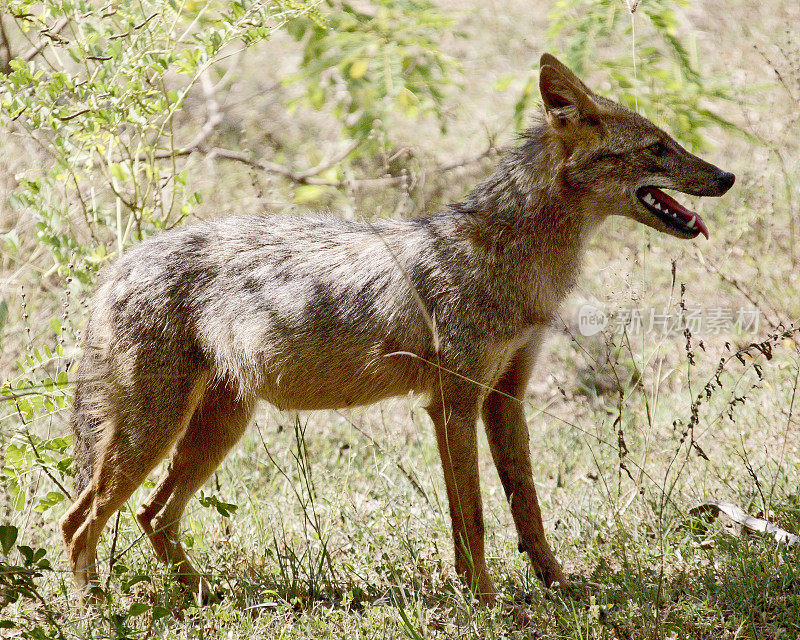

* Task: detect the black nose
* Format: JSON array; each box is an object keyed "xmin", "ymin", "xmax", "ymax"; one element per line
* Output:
[{"xmin": 717, "ymin": 170, "xmax": 735, "ymax": 193}]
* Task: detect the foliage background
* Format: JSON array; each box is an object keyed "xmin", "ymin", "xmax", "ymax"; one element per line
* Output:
[{"xmin": 0, "ymin": 0, "xmax": 798, "ymax": 637}]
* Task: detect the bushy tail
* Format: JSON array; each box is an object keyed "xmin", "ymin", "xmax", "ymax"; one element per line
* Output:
[{"xmin": 71, "ymin": 382, "xmax": 99, "ymax": 496}]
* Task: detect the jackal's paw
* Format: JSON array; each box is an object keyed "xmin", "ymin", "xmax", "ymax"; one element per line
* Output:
[{"xmin": 534, "ymin": 563, "xmax": 569, "ymax": 590}]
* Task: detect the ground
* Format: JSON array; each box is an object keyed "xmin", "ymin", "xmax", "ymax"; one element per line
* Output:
[{"xmin": 1, "ymin": 0, "xmax": 799, "ymax": 638}]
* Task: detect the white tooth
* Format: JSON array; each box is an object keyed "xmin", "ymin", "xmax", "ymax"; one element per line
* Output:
[
  {"xmin": 687, "ymin": 215, "xmax": 696, "ymax": 229},
  {"xmin": 672, "ymin": 212, "xmax": 677, "ymax": 218},
  {"xmin": 663, "ymin": 207, "xmax": 669, "ymax": 215},
  {"xmin": 644, "ymin": 193, "xmax": 655, "ymax": 205},
  {"xmin": 654, "ymin": 203, "xmax": 662, "ymax": 211}
]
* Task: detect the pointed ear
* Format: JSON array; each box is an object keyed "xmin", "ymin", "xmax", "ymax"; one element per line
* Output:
[
  {"xmin": 539, "ymin": 54, "xmax": 600, "ymax": 125},
  {"xmin": 539, "ymin": 54, "xmax": 594, "ymax": 93}
]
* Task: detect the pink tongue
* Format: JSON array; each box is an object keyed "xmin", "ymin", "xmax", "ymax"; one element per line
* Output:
[{"xmin": 646, "ymin": 187, "xmax": 709, "ymax": 240}]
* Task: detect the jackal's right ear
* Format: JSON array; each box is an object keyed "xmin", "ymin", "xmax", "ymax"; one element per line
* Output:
[{"xmin": 539, "ymin": 54, "xmax": 600, "ymax": 128}]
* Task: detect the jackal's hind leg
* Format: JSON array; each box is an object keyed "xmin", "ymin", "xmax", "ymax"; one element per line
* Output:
[
  {"xmin": 60, "ymin": 372, "xmax": 209, "ymax": 605},
  {"xmin": 61, "ymin": 427, "xmax": 192, "ymax": 604},
  {"xmin": 136, "ymin": 382, "xmax": 253, "ymax": 605},
  {"xmin": 482, "ymin": 349, "xmax": 567, "ymax": 590}
]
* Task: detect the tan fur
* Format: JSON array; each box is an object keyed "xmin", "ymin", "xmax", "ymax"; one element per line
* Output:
[{"xmin": 60, "ymin": 54, "xmax": 734, "ymax": 606}]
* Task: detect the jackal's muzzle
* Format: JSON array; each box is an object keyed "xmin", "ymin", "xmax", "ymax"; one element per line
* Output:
[{"xmin": 635, "ymin": 168, "xmax": 735, "ymax": 240}]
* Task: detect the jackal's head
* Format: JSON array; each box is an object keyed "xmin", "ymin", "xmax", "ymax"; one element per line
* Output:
[{"xmin": 538, "ymin": 53, "xmax": 734, "ymax": 240}]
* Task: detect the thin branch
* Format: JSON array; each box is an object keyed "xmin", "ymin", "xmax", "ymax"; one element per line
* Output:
[
  {"xmin": 294, "ymin": 139, "xmax": 361, "ymax": 180},
  {"xmin": 205, "ymin": 141, "xmax": 503, "ymax": 189},
  {"xmin": 110, "ymin": 68, "xmax": 499, "ymax": 191},
  {"xmin": 21, "ymin": 16, "xmax": 70, "ymax": 63},
  {"xmin": 1, "ymin": 389, "xmax": 63, "ymax": 401},
  {"xmin": 211, "ymin": 48, "xmax": 246, "ymax": 93},
  {"xmin": 106, "ymin": 68, "xmax": 221, "ymax": 168},
  {"xmin": 106, "ymin": 511, "xmax": 121, "ymax": 591},
  {"xmin": 178, "ymin": 69, "xmax": 222, "ymax": 155},
  {"xmin": 54, "ymin": 107, "xmax": 91, "ymax": 121},
  {"xmin": 702, "ymin": 257, "xmax": 781, "ymax": 329},
  {"xmin": 24, "ymin": 432, "xmax": 73, "ymax": 502},
  {"xmin": 0, "ymin": 14, "xmax": 12, "ymax": 74}
]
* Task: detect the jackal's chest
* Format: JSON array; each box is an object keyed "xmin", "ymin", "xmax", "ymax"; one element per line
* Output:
[{"xmin": 482, "ymin": 326, "xmax": 540, "ymax": 387}]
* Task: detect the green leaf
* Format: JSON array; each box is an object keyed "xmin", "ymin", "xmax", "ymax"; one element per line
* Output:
[
  {"xmin": 18, "ymin": 545, "xmax": 34, "ymax": 565},
  {"xmin": 35, "ymin": 491, "xmax": 65, "ymax": 513},
  {"xmin": 5, "ymin": 444, "xmax": 26, "ymax": 468},
  {"xmin": 49, "ymin": 317, "xmax": 63, "ymax": 335},
  {"xmin": 16, "ymin": 398, "xmax": 34, "ymax": 421},
  {"xmin": 0, "ymin": 299, "xmax": 7, "ymax": 337},
  {"xmin": 46, "ymin": 436, "xmax": 71, "ymax": 451},
  {"xmin": 10, "ymin": 483, "xmax": 26, "ymax": 511},
  {"xmin": 0, "ymin": 525, "xmax": 18, "ymax": 555},
  {"xmin": 128, "ymin": 602, "xmax": 149, "ymax": 617},
  {"xmin": 109, "ymin": 163, "xmax": 127, "ymax": 181},
  {"xmin": 348, "ymin": 58, "xmax": 369, "ymax": 79},
  {"xmin": 152, "ymin": 605, "xmax": 170, "ymax": 621},
  {"xmin": 198, "ymin": 492, "xmax": 238, "ymax": 518},
  {"xmin": 293, "ymin": 184, "xmax": 329, "ymax": 204}
]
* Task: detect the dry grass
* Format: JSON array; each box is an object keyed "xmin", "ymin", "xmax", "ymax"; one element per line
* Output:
[{"xmin": 1, "ymin": 0, "xmax": 799, "ymax": 638}]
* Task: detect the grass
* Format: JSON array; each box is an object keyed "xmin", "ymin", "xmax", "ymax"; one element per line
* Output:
[{"xmin": 2, "ymin": 0, "xmax": 800, "ymax": 637}]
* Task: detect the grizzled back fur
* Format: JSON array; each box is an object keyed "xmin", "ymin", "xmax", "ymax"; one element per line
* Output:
[{"xmin": 70, "ymin": 118, "xmax": 590, "ymax": 465}]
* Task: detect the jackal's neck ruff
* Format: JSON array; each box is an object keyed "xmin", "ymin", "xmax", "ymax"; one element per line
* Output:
[{"xmin": 446, "ymin": 121, "xmax": 594, "ymax": 325}]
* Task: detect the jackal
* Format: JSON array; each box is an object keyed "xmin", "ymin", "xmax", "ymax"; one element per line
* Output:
[{"xmin": 61, "ymin": 54, "xmax": 735, "ymax": 605}]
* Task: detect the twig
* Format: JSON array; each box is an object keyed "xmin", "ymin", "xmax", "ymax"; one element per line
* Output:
[
  {"xmin": 701, "ymin": 257, "xmax": 781, "ymax": 329},
  {"xmin": 21, "ymin": 16, "xmax": 70, "ymax": 62},
  {"xmin": 206, "ymin": 141, "xmax": 502, "ymax": 189},
  {"xmin": 24, "ymin": 432, "xmax": 73, "ymax": 501},
  {"xmin": 211, "ymin": 49, "xmax": 245, "ymax": 93},
  {"xmin": 179, "ymin": 69, "xmax": 223, "ymax": 154},
  {"xmin": 0, "ymin": 14, "xmax": 12, "ymax": 74},
  {"xmin": 134, "ymin": 12, "xmax": 158, "ymax": 31},
  {"xmin": 293, "ymin": 139, "xmax": 361, "ymax": 180},
  {"xmin": 1, "ymin": 389, "xmax": 63, "ymax": 401},
  {"xmin": 106, "ymin": 511, "xmax": 121, "ymax": 591},
  {"xmin": 55, "ymin": 108, "xmax": 91, "ymax": 122},
  {"xmin": 202, "ymin": 147, "xmax": 316, "ymax": 181},
  {"xmin": 754, "ymin": 44, "xmax": 797, "ymax": 103}
]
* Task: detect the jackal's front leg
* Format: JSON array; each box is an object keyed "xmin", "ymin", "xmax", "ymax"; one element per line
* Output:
[
  {"xmin": 427, "ymin": 389, "xmax": 497, "ymax": 604},
  {"xmin": 482, "ymin": 349, "xmax": 567, "ymax": 590}
]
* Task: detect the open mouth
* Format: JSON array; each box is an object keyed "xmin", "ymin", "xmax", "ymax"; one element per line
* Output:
[{"xmin": 636, "ymin": 187, "xmax": 709, "ymax": 239}]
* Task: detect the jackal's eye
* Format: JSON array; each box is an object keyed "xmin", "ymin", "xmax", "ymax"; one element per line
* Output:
[
  {"xmin": 648, "ymin": 141, "xmax": 666, "ymax": 157},
  {"xmin": 593, "ymin": 149, "xmax": 619, "ymax": 163}
]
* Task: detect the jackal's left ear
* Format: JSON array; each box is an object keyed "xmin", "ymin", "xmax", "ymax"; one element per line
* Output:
[{"xmin": 539, "ymin": 54, "xmax": 601, "ymax": 128}]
